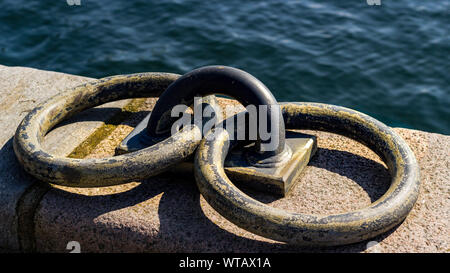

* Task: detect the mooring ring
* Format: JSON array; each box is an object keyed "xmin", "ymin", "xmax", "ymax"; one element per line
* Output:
[
  {"xmin": 13, "ymin": 72, "xmax": 203, "ymax": 187},
  {"xmin": 194, "ymin": 102, "xmax": 420, "ymax": 246}
]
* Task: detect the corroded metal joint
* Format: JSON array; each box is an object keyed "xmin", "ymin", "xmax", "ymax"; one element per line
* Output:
[
  {"xmin": 118, "ymin": 66, "xmax": 315, "ymax": 195},
  {"xmin": 121, "ymin": 65, "xmax": 287, "ymax": 159}
]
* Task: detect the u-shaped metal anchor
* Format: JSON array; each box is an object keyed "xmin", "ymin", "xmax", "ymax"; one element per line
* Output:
[
  {"xmin": 117, "ymin": 65, "xmax": 317, "ymax": 196},
  {"xmin": 119, "ymin": 66, "xmax": 287, "ymax": 158},
  {"xmin": 148, "ymin": 65, "xmax": 286, "ymax": 157}
]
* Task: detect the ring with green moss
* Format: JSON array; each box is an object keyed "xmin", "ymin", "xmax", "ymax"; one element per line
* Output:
[
  {"xmin": 194, "ymin": 102, "xmax": 420, "ymax": 246},
  {"xmin": 13, "ymin": 73, "xmax": 202, "ymax": 187}
]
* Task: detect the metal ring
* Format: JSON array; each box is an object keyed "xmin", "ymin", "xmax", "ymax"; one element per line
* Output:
[
  {"xmin": 194, "ymin": 102, "xmax": 420, "ymax": 246},
  {"xmin": 13, "ymin": 73, "xmax": 202, "ymax": 187},
  {"xmin": 146, "ymin": 65, "xmax": 286, "ymax": 157}
]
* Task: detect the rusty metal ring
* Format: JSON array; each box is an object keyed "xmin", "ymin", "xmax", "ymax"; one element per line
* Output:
[
  {"xmin": 13, "ymin": 73, "xmax": 202, "ymax": 187},
  {"xmin": 194, "ymin": 102, "xmax": 420, "ymax": 246}
]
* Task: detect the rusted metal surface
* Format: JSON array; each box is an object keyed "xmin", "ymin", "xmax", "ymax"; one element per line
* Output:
[
  {"xmin": 194, "ymin": 102, "xmax": 420, "ymax": 246},
  {"xmin": 224, "ymin": 131, "xmax": 317, "ymax": 196},
  {"xmin": 13, "ymin": 73, "xmax": 203, "ymax": 187},
  {"xmin": 117, "ymin": 66, "xmax": 317, "ymax": 195},
  {"xmin": 116, "ymin": 95, "xmax": 218, "ymax": 154},
  {"xmin": 145, "ymin": 66, "xmax": 286, "ymax": 157},
  {"xmin": 12, "ymin": 66, "xmax": 420, "ymax": 247}
]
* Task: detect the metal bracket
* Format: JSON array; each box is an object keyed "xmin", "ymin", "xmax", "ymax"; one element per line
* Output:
[
  {"xmin": 116, "ymin": 107, "xmax": 316, "ymax": 196},
  {"xmin": 116, "ymin": 95, "xmax": 218, "ymax": 154},
  {"xmin": 115, "ymin": 66, "xmax": 317, "ymax": 196},
  {"xmin": 224, "ymin": 131, "xmax": 316, "ymax": 196}
]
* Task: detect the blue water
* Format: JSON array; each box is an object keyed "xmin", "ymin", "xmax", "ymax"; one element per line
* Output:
[{"xmin": 1, "ymin": 0, "xmax": 449, "ymax": 134}]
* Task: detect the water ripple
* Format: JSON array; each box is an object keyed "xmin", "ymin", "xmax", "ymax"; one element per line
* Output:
[{"xmin": 0, "ymin": 0, "xmax": 448, "ymax": 134}]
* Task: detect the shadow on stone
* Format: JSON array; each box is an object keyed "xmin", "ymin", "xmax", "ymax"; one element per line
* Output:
[
  {"xmin": 0, "ymin": 137, "xmax": 50, "ymax": 251},
  {"xmin": 238, "ymin": 147, "xmax": 391, "ymax": 204},
  {"xmin": 40, "ymin": 153, "xmax": 398, "ymax": 253},
  {"xmin": 49, "ymin": 106, "xmax": 151, "ymax": 131},
  {"xmin": 308, "ymin": 147, "xmax": 391, "ymax": 203},
  {"xmin": 50, "ymin": 107, "xmax": 123, "ymax": 129},
  {"xmin": 32, "ymin": 110, "xmax": 396, "ymax": 252}
]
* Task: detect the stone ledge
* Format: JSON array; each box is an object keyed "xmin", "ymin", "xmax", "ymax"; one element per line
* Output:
[
  {"xmin": 0, "ymin": 65, "xmax": 448, "ymax": 252},
  {"xmin": 0, "ymin": 65, "xmax": 130, "ymax": 250}
]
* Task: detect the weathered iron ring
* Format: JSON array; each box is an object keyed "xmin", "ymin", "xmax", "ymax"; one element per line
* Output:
[
  {"xmin": 13, "ymin": 73, "xmax": 203, "ymax": 187},
  {"xmin": 194, "ymin": 102, "xmax": 420, "ymax": 246}
]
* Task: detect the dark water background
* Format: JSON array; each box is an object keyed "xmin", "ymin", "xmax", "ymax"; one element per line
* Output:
[{"xmin": 0, "ymin": 0, "xmax": 449, "ymax": 134}]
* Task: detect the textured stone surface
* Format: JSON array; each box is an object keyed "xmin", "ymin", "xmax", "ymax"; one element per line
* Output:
[
  {"xmin": 34, "ymin": 99, "xmax": 449, "ymax": 253},
  {"xmin": 0, "ymin": 65, "xmax": 128, "ymax": 250},
  {"xmin": 0, "ymin": 65, "xmax": 448, "ymax": 253}
]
